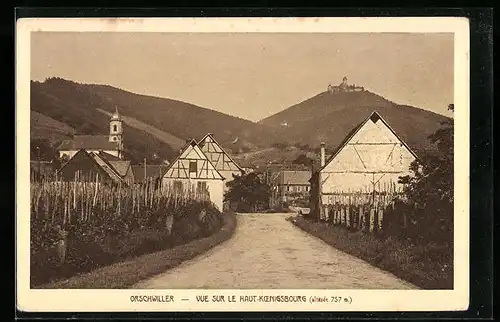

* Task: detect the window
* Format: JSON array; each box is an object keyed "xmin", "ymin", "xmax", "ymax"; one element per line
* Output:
[
  {"xmin": 173, "ymin": 181, "xmax": 183, "ymax": 194},
  {"xmin": 113, "ymin": 137, "xmax": 117, "ymax": 141},
  {"xmin": 113, "ymin": 125, "xmax": 117, "ymax": 132},
  {"xmin": 287, "ymin": 186, "xmax": 291, "ymax": 192},
  {"xmin": 197, "ymin": 181, "xmax": 207, "ymax": 192},
  {"xmin": 189, "ymin": 161, "xmax": 197, "ymax": 173}
]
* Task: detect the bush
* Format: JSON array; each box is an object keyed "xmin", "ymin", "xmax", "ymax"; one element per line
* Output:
[{"xmin": 39, "ymin": 212, "xmax": 237, "ymax": 289}]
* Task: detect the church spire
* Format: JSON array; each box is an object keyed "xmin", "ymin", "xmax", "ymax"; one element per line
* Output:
[{"xmin": 111, "ymin": 106, "xmax": 122, "ymax": 121}]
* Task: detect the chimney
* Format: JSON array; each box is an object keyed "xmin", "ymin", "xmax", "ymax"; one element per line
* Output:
[{"xmin": 320, "ymin": 142, "xmax": 326, "ymax": 167}]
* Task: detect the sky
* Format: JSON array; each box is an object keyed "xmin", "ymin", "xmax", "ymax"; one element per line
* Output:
[{"xmin": 31, "ymin": 32, "xmax": 454, "ymax": 122}]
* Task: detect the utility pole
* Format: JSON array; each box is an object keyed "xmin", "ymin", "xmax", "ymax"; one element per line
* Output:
[
  {"xmin": 36, "ymin": 146, "xmax": 41, "ymax": 181},
  {"xmin": 144, "ymin": 157, "xmax": 147, "ymax": 184}
]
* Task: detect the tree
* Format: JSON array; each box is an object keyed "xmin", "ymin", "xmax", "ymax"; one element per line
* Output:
[
  {"xmin": 30, "ymin": 138, "xmax": 57, "ymax": 161},
  {"xmin": 224, "ymin": 172, "xmax": 271, "ymax": 212},
  {"xmin": 293, "ymin": 153, "xmax": 313, "ymax": 166},
  {"xmin": 398, "ymin": 104, "xmax": 454, "ymax": 245}
]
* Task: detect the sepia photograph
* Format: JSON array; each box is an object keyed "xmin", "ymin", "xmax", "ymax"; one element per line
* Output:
[{"xmin": 16, "ymin": 17, "xmax": 470, "ymax": 312}]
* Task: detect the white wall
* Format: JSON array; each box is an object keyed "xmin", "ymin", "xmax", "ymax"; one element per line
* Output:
[
  {"xmin": 162, "ymin": 177, "xmax": 224, "ymax": 212},
  {"xmin": 319, "ymin": 117, "xmax": 416, "ymax": 204}
]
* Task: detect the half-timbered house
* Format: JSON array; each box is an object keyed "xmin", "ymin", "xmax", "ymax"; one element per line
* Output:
[
  {"xmin": 310, "ymin": 111, "xmax": 418, "ymax": 220},
  {"xmin": 161, "ymin": 139, "xmax": 225, "ymax": 211},
  {"xmin": 198, "ymin": 133, "xmax": 244, "ymax": 189}
]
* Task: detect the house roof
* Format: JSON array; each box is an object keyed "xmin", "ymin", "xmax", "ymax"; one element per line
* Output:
[
  {"xmin": 132, "ymin": 164, "xmax": 166, "ymax": 182},
  {"xmin": 58, "ymin": 135, "xmax": 118, "ymax": 151},
  {"xmin": 88, "ymin": 152, "xmax": 124, "ymax": 182},
  {"xmin": 279, "ymin": 170, "xmax": 312, "ymax": 186},
  {"xmin": 97, "ymin": 150, "xmax": 122, "ymax": 161},
  {"xmin": 160, "ymin": 138, "xmax": 225, "ymax": 180},
  {"xmin": 317, "ymin": 111, "xmax": 419, "ymax": 173},
  {"xmin": 108, "ymin": 160, "xmax": 131, "ymax": 177},
  {"xmin": 58, "ymin": 149, "xmax": 124, "ymax": 183},
  {"xmin": 198, "ymin": 133, "xmax": 244, "ymax": 172}
]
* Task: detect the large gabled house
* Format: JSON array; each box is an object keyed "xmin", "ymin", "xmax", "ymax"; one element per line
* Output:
[
  {"xmin": 197, "ymin": 133, "xmax": 245, "ymax": 190},
  {"xmin": 161, "ymin": 139, "xmax": 225, "ymax": 211},
  {"xmin": 309, "ymin": 111, "xmax": 418, "ymax": 220}
]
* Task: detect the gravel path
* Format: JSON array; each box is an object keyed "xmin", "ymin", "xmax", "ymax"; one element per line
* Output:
[{"xmin": 131, "ymin": 213, "xmax": 416, "ymax": 289}]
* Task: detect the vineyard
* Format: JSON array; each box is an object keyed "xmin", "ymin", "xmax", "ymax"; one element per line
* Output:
[{"xmin": 30, "ymin": 176, "xmax": 223, "ymax": 287}]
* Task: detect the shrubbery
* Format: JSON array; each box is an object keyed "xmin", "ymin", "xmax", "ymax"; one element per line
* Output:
[
  {"xmin": 224, "ymin": 172, "xmax": 271, "ymax": 212},
  {"xmin": 289, "ymin": 215, "xmax": 453, "ymax": 289}
]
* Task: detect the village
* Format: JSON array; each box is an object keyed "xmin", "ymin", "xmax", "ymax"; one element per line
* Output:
[
  {"xmin": 31, "ymin": 99, "xmax": 417, "ymax": 222},
  {"xmin": 28, "ymin": 49, "xmax": 454, "ymax": 291}
]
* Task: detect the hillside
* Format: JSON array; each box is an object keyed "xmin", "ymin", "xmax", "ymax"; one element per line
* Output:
[
  {"xmin": 30, "ymin": 77, "xmax": 450, "ymax": 168},
  {"xmin": 30, "ymin": 79, "xmax": 177, "ymax": 164},
  {"xmin": 96, "ymin": 108, "xmax": 186, "ymax": 151},
  {"xmin": 260, "ymin": 90, "xmax": 451, "ymax": 157},
  {"xmin": 83, "ymin": 82, "xmax": 276, "ymax": 151},
  {"xmin": 31, "ymin": 110, "xmax": 75, "ymax": 143}
]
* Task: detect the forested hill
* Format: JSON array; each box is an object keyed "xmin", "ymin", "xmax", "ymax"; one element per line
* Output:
[
  {"xmin": 31, "ymin": 79, "xmax": 176, "ymax": 164},
  {"xmin": 259, "ymin": 89, "xmax": 451, "ymax": 157},
  {"xmin": 30, "ymin": 77, "xmax": 278, "ymax": 163}
]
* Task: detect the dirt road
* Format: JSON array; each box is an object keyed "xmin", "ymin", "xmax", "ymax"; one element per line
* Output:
[{"xmin": 131, "ymin": 213, "xmax": 416, "ymax": 289}]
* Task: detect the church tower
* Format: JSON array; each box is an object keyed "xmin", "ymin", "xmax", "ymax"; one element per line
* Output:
[{"xmin": 109, "ymin": 106, "xmax": 124, "ymax": 158}]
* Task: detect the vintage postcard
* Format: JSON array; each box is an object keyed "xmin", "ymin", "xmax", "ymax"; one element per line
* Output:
[{"xmin": 16, "ymin": 17, "xmax": 470, "ymax": 312}]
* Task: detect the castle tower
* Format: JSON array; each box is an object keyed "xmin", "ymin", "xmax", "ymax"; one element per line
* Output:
[
  {"xmin": 340, "ymin": 76, "xmax": 348, "ymax": 89},
  {"xmin": 109, "ymin": 106, "xmax": 124, "ymax": 158}
]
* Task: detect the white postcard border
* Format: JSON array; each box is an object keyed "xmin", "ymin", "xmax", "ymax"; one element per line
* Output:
[{"xmin": 16, "ymin": 17, "xmax": 470, "ymax": 312}]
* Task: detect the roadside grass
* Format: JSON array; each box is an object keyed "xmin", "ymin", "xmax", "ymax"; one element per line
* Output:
[
  {"xmin": 39, "ymin": 212, "xmax": 237, "ymax": 289},
  {"xmin": 287, "ymin": 215, "xmax": 453, "ymax": 289}
]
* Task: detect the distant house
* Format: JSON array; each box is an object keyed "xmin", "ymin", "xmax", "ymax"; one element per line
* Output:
[
  {"xmin": 271, "ymin": 170, "xmax": 311, "ymax": 206},
  {"xmin": 161, "ymin": 139, "xmax": 225, "ymax": 211},
  {"xmin": 198, "ymin": 133, "xmax": 244, "ymax": 191},
  {"xmin": 57, "ymin": 108, "xmax": 124, "ymax": 160},
  {"xmin": 131, "ymin": 164, "xmax": 167, "ymax": 186},
  {"xmin": 107, "ymin": 160, "xmax": 134, "ymax": 185},
  {"xmin": 309, "ymin": 111, "xmax": 418, "ymax": 220},
  {"xmin": 57, "ymin": 149, "xmax": 125, "ymax": 185},
  {"xmin": 241, "ymin": 166, "xmax": 255, "ymax": 174}
]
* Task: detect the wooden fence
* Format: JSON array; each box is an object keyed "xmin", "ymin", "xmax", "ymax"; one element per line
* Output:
[{"xmin": 318, "ymin": 181, "xmax": 408, "ymax": 235}]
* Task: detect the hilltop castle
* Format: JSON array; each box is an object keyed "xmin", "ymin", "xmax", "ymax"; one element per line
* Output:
[{"xmin": 327, "ymin": 77, "xmax": 364, "ymax": 93}]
